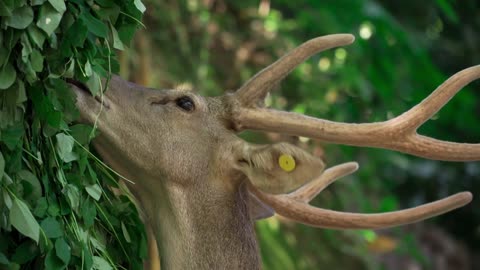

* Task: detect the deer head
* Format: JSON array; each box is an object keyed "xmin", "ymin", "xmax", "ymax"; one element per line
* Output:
[{"xmin": 70, "ymin": 34, "xmax": 479, "ymax": 269}]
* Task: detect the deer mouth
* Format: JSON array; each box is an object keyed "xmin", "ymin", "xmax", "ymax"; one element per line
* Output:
[{"xmin": 67, "ymin": 79, "xmax": 111, "ymax": 109}]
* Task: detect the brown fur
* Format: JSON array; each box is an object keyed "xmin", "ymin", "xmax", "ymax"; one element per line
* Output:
[{"xmin": 72, "ymin": 76, "xmax": 324, "ymax": 269}]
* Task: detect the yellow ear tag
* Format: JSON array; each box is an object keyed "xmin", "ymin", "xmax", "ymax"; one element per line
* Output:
[{"xmin": 279, "ymin": 154, "xmax": 296, "ymax": 172}]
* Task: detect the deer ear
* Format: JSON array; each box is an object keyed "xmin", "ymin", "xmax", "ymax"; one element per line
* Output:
[{"xmin": 235, "ymin": 142, "xmax": 325, "ymax": 194}]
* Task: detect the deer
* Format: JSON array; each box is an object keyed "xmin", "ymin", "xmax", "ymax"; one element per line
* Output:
[{"xmin": 69, "ymin": 34, "xmax": 480, "ymax": 269}]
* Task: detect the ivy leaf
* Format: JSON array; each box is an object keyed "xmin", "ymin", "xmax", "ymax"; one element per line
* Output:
[
  {"xmin": 0, "ymin": 62, "xmax": 17, "ymax": 90},
  {"xmin": 33, "ymin": 197, "xmax": 48, "ymax": 217},
  {"xmin": 32, "ymin": 0, "xmax": 47, "ymax": 5},
  {"xmin": 3, "ymin": 190, "xmax": 12, "ymax": 209},
  {"xmin": 85, "ymin": 71, "xmax": 101, "ymax": 96},
  {"xmin": 55, "ymin": 238, "xmax": 71, "ymax": 264},
  {"xmin": 0, "ymin": 151, "xmax": 4, "ymax": 180},
  {"xmin": 4, "ymin": 6, "xmax": 34, "ymax": 29},
  {"xmin": 70, "ymin": 124, "xmax": 95, "ymax": 145},
  {"xmin": 44, "ymin": 249, "xmax": 65, "ymax": 270},
  {"xmin": 40, "ymin": 217, "xmax": 63, "ymax": 238},
  {"xmin": 63, "ymin": 184, "xmax": 79, "ymax": 210},
  {"xmin": 117, "ymin": 24, "xmax": 137, "ymax": 45},
  {"xmin": 85, "ymin": 184, "xmax": 102, "ymax": 201},
  {"xmin": 48, "ymin": 0, "xmax": 66, "ymax": 13},
  {"xmin": 55, "ymin": 133, "xmax": 78, "ymax": 163},
  {"xmin": 17, "ymin": 170, "xmax": 42, "ymax": 202},
  {"xmin": 133, "ymin": 0, "xmax": 146, "ymax": 13},
  {"xmin": 85, "ymin": 61, "xmax": 93, "ymax": 77},
  {"xmin": 121, "ymin": 222, "xmax": 131, "ymax": 243},
  {"xmin": 80, "ymin": 198, "xmax": 96, "ymax": 228},
  {"xmin": 37, "ymin": 3, "xmax": 64, "ymax": 37},
  {"xmin": 30, "ymin": 49, "xmax": 44, "ymax": 72},
  {"xmin": 10, "ymin": 197, "xmax": 40, "ymax": 243},
  {"xmin": 12, "ymin": 241, "xmax": 38, "ymax": 264},
  {"xmin": 81, "ymin": 11, "xmax": 108, "ymax": 38},
  {"xmin": 0, "ymin": 252, "xmax": 8, "ymax": 265},
  {"xmin": 110, "ymin": 23, "xmax": 124, "ymax": 50},
  {"xmin": 0, "ymin": 1, "xmax": 13, "ymax": 16},
  {"xmin": 1, "ymin": 121, "xmax": 24, "ymax": 150},
  {"xmin": 27, "ymin": 24, "xmax": 47, "ymax": 48},
  {"xmin": 92, "ymin": 256, "xmax": 113, "ymax": 270},
  {"xmin": 0, "ymin": 47, "xmax": 8, "ymax": 67}
]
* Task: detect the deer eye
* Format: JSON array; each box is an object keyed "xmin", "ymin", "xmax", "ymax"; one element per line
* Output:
[{"xmin": 175, "ymin": 96, "xmax": 195, "ymax": 112}]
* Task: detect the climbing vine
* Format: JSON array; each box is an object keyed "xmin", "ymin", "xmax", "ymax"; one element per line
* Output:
[{"xmin": 0, "ymin": 0, "xmax": 147, "ymax": 269}]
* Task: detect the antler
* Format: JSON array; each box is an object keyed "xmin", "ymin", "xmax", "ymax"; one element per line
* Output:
[
  {"xmin": 231, "ymin": 34, "xmax": 480, "ymax": 161},
  {"xmin": 249, "ymin": 162, "xmax": 472, "ymax": 229}
]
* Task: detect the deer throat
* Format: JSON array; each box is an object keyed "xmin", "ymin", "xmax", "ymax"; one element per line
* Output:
[
  {"xmin": 135, "ymin": 178, "xmax": 261, "ymax": 270},
  {"xmin": 92, "ymin": 140, "xmax": 261, "ymax": 269}
]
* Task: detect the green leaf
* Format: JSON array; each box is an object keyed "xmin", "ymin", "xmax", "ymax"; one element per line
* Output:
[
  {"xmin": 55, "ymin": 238, "xmax": 71, "ymax": 265},
  {"xmin": 1, "ymin": 122, "xmax": 24, "ymax": 150},
  {"xmin": 0, "ymin": 62, "xmax": 17, "ymax": 90},
  {"xmin": 55, "ymin": 133, "xmax": 78, "ymax": 163},
  {"xmin": 17, "ymin": 170, "xmax": 42, "ymax": 202},
  {"xmin": 85, "ymin": 184, "xmax": 102, "ymax": 201},
  {"xmin": 37, "ymin": 3, "xmax": 64, "ymax": 37},
  {"xmin": 0, "ymin": 1, "xmax": 13, "ymax": 16},
  {"xmin": 10, "ymin": 197, "xmax": 40, "ymax": 243},
  {"xmin": 80, "ymin": 11, "xmax": 108, "ymax": 38},
  {"xmin": 3, "ymin": 190, "xmax": 12, "ymax": 209},
  {"xmin": 33, "ymin": 197, "xmax": 48, "ymax": 218},
  {"xmin": 0, "ymin": 47, "xmax": 8, "ymax": 67},
  {"xmin": 44, "ymin": 249, "xmax": 65, "ymax": 270},
  {"xmin": 133, "ymin": 0, "xmax": 146, "ymax": 13},
  {"xmin": 32, "ymin": 0, "xmax": 47, "ymax": 5},
  {"xmin": 80, "ymin": 198, "xmax": 96, "ymax": 228},
  {"xmin": 92, "ymin": 256, "xmax": 113, "ymax": 270},
  {"xmin": 12, "ymin": 0, "xmax": 26, "ymax": 8},
  {"xmin": 30, "ymin": 50, "xmax": 44, "ymax": 72},
  {"xmin": 59, "ymin": 20, "xmax": 88, "ymax": 57},
  {"xmin": 69, "ymin": 124, "xmax": 95, "ymax": 145},
  {"xmin": 117, "ymin": 24, "xmax": 137, "ymax": 45},
  {"xmin": 85, "ymin": 71, "xmax": 101, "ymax": 96},
  {"xmin": 0, "ymin": 152, "xmax": 4, "ymax": 180},
  {"xmin": 16, "ymin": 80, "xmax": 27, "ymax": 104},
  {"xmin": 435, "ymin": 0, "xmax": 459, "ymax": 23},
  {"xmin": 85, "ymin": 61, "xmax": 93, "ymax": 77},
  {"xmin": 121, "ymin": 222, "xmax": 131, "ymax": 243},
  {"xmin": 40, "ymin": 217, "xmax": 63, "ymax": 238},
  {"xmin": 48, "ymin": 0, "xmax": 66, "ymax": 13},
  {"xmin": 27, "ymin": 25, "xmax": 47, "ymax": 48},
  {"xmin": 4, "ymin": 6, "xmax": 34, "ymax": 29},
  {"xmin": 47, "ymin": 200, "xmax": 60, "ymax": 216},
  {"xmin": 110, "ymin": 23, "xmax": 125, "ymax": 50},
  {"xmin": 0, "ymin": 252, "xmax": 9, "ymax": 265},
  {"xmin": 81, "ymin": 246, "xmax": 93, "ymax": 270},
  {"xmin": 63, "ymin": 184, "xmax": 79, "ymax": 210},
  {"xmin": 12, "ymin": 241, "xmax": 38, "ymax": 264}
]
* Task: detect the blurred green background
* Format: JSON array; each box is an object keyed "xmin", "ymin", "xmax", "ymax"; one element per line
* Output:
[{"xmin": 119, "ymin": 0, "xmax": 479, "ymax": 269}]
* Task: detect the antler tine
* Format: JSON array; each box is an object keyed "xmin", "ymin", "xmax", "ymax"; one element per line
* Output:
[
  {"xmin": 288, "ymin": 162, "xmax": 359, "ymax": 203},
  {"xmin": 234, "ymin": 65, "xmax": 480, "ymax": 161},
  {"xmin": 234, "ymin": 34, "xmax": 355, "ymax": 106},
  {"xmin": 250, "ymin": 184, "xmax": 472, "ymax": 229}
]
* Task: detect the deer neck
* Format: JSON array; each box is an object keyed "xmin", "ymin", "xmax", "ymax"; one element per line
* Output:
[{"xmin": 131, "ymin": 177, "xmax": 261, "ymax": 270}]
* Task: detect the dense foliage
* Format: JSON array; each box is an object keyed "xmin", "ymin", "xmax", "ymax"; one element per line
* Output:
[
  {"xmin": 1, "ymin": 0, "xmax": 479, "ymax": 270},
  {"xmin": 0, "ymin": 0, "xmax": 147, "ymax": 269}
]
